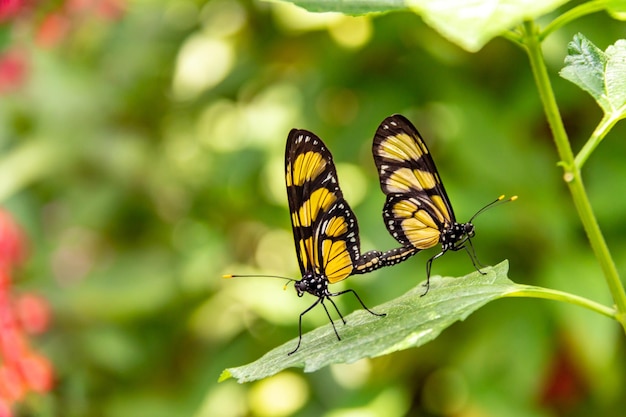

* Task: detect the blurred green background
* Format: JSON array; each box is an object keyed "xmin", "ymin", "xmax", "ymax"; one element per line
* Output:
[{"xmin": 1, "ymin": 0, "xmax": 625, "ymax": 416}]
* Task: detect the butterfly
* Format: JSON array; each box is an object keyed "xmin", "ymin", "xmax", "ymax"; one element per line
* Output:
[
  {"xmin": 372, "ymin": 114, "xmax": 515, "ymax": 294},
  {"xmin": 228, "ymin": 128, "xmax": 415, "ymax": 355}
]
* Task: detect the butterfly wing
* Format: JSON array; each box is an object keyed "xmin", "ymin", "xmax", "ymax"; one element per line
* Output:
[
  {"xmin": 373, "ymin": 114, "xmax": 455, "ymax": 250},
  {"xmin": 285, "ymin": 129, "xmax": 361, "ymax": 283},
  {"xmin": 316, "ymin": 198, "xmax": 361, "ymax": 283}
]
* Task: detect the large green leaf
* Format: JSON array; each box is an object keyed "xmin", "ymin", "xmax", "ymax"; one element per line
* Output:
[
  {"xmin": 406, "ymin": 0, "xmax": 570, "ymax": 51},
  {"xmin": 220, "ymin": 261, "xmax": 521, "ymax": 383},
  {"xmin": 276, "ymin": 0, "xmax": 407, "ymax": 14},
  {"xmin": 274, "ymin": 0, "xmax": 570, "ymax": 51},
  {"xmin": 560, "ymin": 33, "xmax": 626, "ymax": 119}
]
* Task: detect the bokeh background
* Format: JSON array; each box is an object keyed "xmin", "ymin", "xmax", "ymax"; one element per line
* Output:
[{"xmin": 1, "ymin": 0, "xmax": 625, "ymax": 416}]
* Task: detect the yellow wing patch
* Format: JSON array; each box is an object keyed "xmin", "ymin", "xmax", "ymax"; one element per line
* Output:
[
  {"xmin": 430, "ymin": 195, "xmax": 450, "ymax": 223},
  {"xmin": 389, "ymin": 199, "xmax": 418, "ymax": 220},
  {"xmin": 287, "ymin": 151, "xmax": 326, "ymax": 187},
  {"xmin": 291, "ymin": 188, "xmax": 337, "ymax": 228},
  {"xmin": 324, "ymin": 215, "xmax": 348, "ymax": 238},
  {"xmin": 391, "ymin": 199, "xmax": 441, "ymax": 249},
  {"xmin": 378, "ymin": 133, "xmax": 426, "ymax": 162},
  {"xmin": 308, "ymin": 188, "xmax": 336, "ymax": 221},
  {"xmin": 413, "ymin": 169, "xmax": 438, "ymax": 190},
  {"xmin": 402, "ymin": 217, "xmax": 441, "ymax": 249},
  {"xmin": 298, "ymin": 236, "xmax": 314, "ymax": 271},
  {"xmin": 322, "ymin": 239, "xmax": 352, "ymax": 283},
  {"xmin": 386, "ymin": 167, "xmax": 437, "ymax": 193}
]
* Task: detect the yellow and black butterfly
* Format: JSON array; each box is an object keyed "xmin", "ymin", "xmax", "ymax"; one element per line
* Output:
[
  {"xmin": 286, "ymin": 128, "xmax": 427, "ymax": 353},
  {"xmin": 373, "ymin": 114, "xmax": 515, "ymax": 294},
  {"xmin": 228, "ymin": 128, "xmax": 415, "ymax": 355}
]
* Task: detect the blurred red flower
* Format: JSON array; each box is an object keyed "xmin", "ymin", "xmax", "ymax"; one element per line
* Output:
[
  {"xmin": 35, "ymin": 12, "xmax": 71, "ymax": 48},
  {"xmin": 15, "ymin": 293, "xmax": 51, "ymax": 334},
  {"xmin": 0, "ymin": 209, "xmax": 25, "ymax": 269},
  {"xmin": 17, "ymin": 353, "xmax": 54, "ymax": 392},
  {"xmin": 0, "ymin": 50, "xmax": 28, "ymax": 95},
  {"xmin": 0, "ymin": 209, "xmax": 54, "ymax": 414},
  {"xmin": 0, "ymin": 0, "xmax": 24, "ymax": 22}
]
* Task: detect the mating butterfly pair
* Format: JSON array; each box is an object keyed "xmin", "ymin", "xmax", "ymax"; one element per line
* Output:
[{"xmin": 230, "ymin": 114, "xmax": 512, "ymax": 355}]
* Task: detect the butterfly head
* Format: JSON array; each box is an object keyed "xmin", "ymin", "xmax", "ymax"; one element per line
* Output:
[
  {"xmin": 442, "ymin": 221, "xmax": 474, "ymax": 251},
  {"xmin": 294, "ymin": 272, "xmax": 328, "ymax": 298},
  {"xmin": 294, "ymin": 279, "xmax": 307, "ymax": 297},
  {"xmin": 463, "ymin": 222, "xmax": 475, "ymax": 238}
]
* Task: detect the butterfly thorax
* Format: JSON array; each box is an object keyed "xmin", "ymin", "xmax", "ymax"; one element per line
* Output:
[
  {"xmin": 295, "ymin": 272, "xmax": 329, "ymax": 298},
  {"xmin": 441, "ymin": 222, "xmax": 475, "ymax": 251}
]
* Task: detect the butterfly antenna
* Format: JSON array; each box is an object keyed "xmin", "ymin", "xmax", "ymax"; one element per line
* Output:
[
  {"xmin": 469, "ymin": 195, "xmax": 518, "ymax": 223},
  {"xmin": 223, "ymin": 274, "xmax": 297, "ymax": 290}
]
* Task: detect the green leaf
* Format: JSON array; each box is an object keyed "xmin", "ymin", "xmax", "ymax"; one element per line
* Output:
[
  {"xmin": 560, "ymin": 33, "xmax": 626, "ymax": 118},
  {"xmin": 272, "ymin": 0, "xmax": 569, "ymax": 52},
  {"xmin": 604, "ymin": 40, "xmax": 626, "ymax": 114},
  {"xmin": 406, "ymin": 0, "xmax": 570, "ymax": 52},
  {"xmin": 560, "ymin": 33, "xmax": 608, "ymax": 107},
  {"xmin": 276, "ymin": 0, "xmax": 407, "ymax": 14},
  {"xmin": 221, "ymin": 261, "xmax": 522, "ymax": 383}
]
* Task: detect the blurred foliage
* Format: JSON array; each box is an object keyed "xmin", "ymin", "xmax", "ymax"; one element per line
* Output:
[{"xmin": 1, "ymin": 0, "xmax": 625, "ymax": 416}]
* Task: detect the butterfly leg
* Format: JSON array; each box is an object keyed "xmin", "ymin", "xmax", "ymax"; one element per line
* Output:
[
  {"xmin": 424, "ymin": 250, "xmax": 447, "ymax": 296},
  {"xmin": 464, "ymin": 238, "xmax": 486, "ymax": 274},
  {"xmin": 326, "ymin": 296, "xmax": 348, "ymax": 326},
  {"xmin": 288, "ymin": 297, "xmax": 324, "ymax": 356},
  {"xmin": 332, "ymin": 289, "xmax": 386, "ymax": 318},
  {"xmin": 320, "ymin": 299, "xmax": 343, "ymax": 347}
]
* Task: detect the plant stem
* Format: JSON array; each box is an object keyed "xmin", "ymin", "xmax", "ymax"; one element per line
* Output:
[
  {"xmin": 539, "ymin": 0, "xmax": 608, "ymax": 41},
  {"xmin": 520, "ymin": 21, "xmax": 626, "ymax": 332},
  {"xmin": 521, "ymin": 22, "xmax": 575, "ymax": 167},
  {"xmin": 575, "ymin": 113, "xmax": 623, "ymax": 169},
  {"xmin": 503, "ymin": 285, "xmax": 616, "ymax": 319},
  {"xmin": 500, "ymin": 30, "xmax": 524, "ymax": 47}
]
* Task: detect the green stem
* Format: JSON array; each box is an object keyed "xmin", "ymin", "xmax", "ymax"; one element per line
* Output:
[
  {"xmin": 503, "ymin": 285, "xmax": 616, "ymax": 319},
  {"xmin": 521, "ymin": 22, "xmax": 574, "ymax": 167},
  {"xmin": 539, "ymin": 0, "xmax": 608, "ymax": 41},
  {"xmin": 575, "ymin": 112, "xmax": 624, "ymax": 169},
  {"xmin": 501, "ymin": 30, "xmax": 524, "ymax": 47},
  {"xmin": 520, "ymin": 21, "xmax": 626, "ymax": 332}
]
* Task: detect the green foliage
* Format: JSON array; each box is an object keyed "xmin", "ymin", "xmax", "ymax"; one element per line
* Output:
[
  {"xmin": 407, "ymin": 0, "xmax": 570, "ymax": 51},
  {"xmin": 2, "ymin": 0, "xmax": 626, "ymax": 416},
  {"xmin": 561, "ymin": 33, "xmax": 626, "ymax": 118},
  {"xmin": 279, "ymin": 0, "xmax": 570, "ymax": 51}
]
